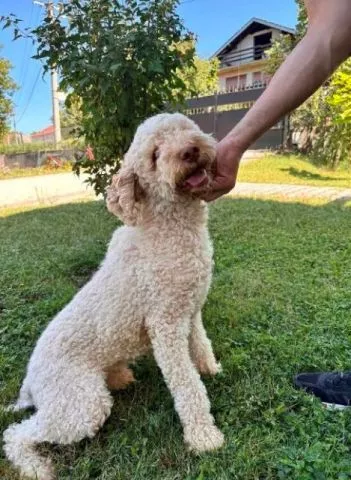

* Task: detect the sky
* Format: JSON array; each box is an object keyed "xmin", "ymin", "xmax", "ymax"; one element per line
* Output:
[{"xmin": 0, "ymin": 0, "xmax": 297, "ymax": 134}]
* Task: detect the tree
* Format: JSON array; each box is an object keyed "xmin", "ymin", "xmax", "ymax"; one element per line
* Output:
[
  {"xmin": 264, "ymin": 34, "xmax": 294, "ymax": 76},
  {"xmin": 291, "ymin": 60, "xmax": 351, "ymax": 168},
  {"xmin": 295, "ymin": 0, "xmax": 308, "ymax": 40},
  {"xmin": 328, "ymin": 60, "xmax": 351, "ymax": 123},
  {"xmin": 170, "ymin": 39, "xmax": 219, "ymax": 97},
  {"xmin": 310, "ymin": 59, "xmax": 351, "ymax": 168},
  {"xmin": 179, "ymin": 50, "xmax": 219, "ymax": 96},
  {"xmin": 60, "ymin": 94, "xmax": 83, "ymax": 140},
  {"xmin": 3, "ymin": 0, "xmax": 195, "ymax": 195},
  {"xmin": 0, "ymin": 46, "xmax": 17, "ymax": 142}
]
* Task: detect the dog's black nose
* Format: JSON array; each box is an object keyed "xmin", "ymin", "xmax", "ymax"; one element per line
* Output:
[{"xmin": 180, "ymin": 146, "xmax": 200, "ymax": 163}]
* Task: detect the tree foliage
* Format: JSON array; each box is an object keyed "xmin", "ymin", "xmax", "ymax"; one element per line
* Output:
[
  {"xmin": 60, "ymin": 94, "xmax": 83, "ymax": 140},
  {"xmin": 0, "ymin": 45, "xmax": 17, "ymax": 142},
  {"xmin": 328, "ymin": 60, "xmax": 351, "ymax": 124},
  {"xmin": 293, "ymin": 59, "xmax": 351, "ymax": 168},
  {"xmin": 177, "ymin": 41, "xmax": 219, "ymax": 96},
  {"xmin": 184, "ymin": 56, "xmax": 219, "ymax": 96},
  {"xmin": 295, "ymin": 0, "xmax": 308, "ymax": 40},
  {"xmin": 264, "ymin": 34, "xmax": 294, "ymax": 77},
  {"xmin": 3, "ymin": 0, "xmax": 195, "ymax": 195}
]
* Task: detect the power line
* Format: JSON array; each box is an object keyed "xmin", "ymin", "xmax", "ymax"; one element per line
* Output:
[
  {"xmin": 33, "ymin": 2, "xmax": 42, "ymax": 28},
  {"xmin": 16, "ymin": 67, "xmax": 42, "ymax": 125},
  {"xmin": 15, "ymin": 2, "xmax": 35, "ymax": 106}
]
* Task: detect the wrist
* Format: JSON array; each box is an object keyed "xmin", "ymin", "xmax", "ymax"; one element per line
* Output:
[
  {"xmin": 220, "ymin": 133, "xmax": 247, "ymax": 161},
  {"xmin": 221, "ymin": 115, "xmax": 261, "ymax": 154}
]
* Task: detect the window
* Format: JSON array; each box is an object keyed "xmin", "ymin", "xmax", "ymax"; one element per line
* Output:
[
  {"xmin": 226, "ymin": 76, "xmax": 238, "ymax": 91},
  {"xmin": 238, "ymin": 74, "xmax": 247, "ymax": 88},
  {"xmin": 226, "ymin": 74, "xmax": 247, "ymax": 91}
]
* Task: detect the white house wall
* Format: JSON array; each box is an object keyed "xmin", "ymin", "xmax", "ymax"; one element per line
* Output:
[
  {"xmin": 271, "ymin": 28, "xmax": 281, "ymax": 40},
  {"xmin": 221, "ymin": 27, "xmax": 282, "ymax": 65},
  {"xmin": 236, "ymin": 34, "xmax": 253, "ymax": 51}
]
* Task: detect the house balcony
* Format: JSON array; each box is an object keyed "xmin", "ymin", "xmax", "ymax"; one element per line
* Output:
[{"xmin": 219, "ymin": 43, "xmax": 272, "ymax": 69}]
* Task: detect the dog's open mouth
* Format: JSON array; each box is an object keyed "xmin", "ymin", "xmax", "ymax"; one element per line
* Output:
[{"xmin": 182, "ymin": 167, "xmax": 209, "ymax": 189}]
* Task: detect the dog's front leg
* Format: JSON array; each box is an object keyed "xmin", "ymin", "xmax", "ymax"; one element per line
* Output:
[
  {"xmin": 190, "ymin": 311, "xmax": 222, "ymax": 376},
  {"xmin": 147, "ymin": 317, "xmax": 224, "ymax": 453}
]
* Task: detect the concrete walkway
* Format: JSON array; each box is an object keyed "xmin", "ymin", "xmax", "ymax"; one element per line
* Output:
[
  {"xmin": 0, "ymin": 172, "xmax": 96, "ymax": 208},
  {"xmin": 0, "ymin": 172, "xmax": 350, "ymax": 208},
  {"xmin": 231, "ymin": 182, "xmax": 351, "ymax": 201}
]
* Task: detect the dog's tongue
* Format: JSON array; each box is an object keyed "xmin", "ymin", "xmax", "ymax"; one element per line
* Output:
[{"xmin": 184, "ymin": 169, "xmax": 208, "ymax": 188}]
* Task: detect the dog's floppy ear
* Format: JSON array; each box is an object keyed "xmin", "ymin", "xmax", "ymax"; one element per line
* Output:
[{"xmin": 106, "ymin": 167, "xmax": 144, "ymax": 226}]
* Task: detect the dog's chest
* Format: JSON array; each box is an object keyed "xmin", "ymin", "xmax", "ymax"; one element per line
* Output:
[{"xmin": 146, "ymin": 231, "xmax": 213, "ymax": 306}]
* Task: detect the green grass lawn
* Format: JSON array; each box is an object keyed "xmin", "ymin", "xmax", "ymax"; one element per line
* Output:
[
  {"xmin": 238, "ymin": 154, "xmax": 351, "ymax": 189},
  {"xmin": 1, "ymin": 198, "xmax": 351, "ymax": 479},
  {"xmin": 0, "ymin": 164, "xmax": 73, "ymax": 180}
]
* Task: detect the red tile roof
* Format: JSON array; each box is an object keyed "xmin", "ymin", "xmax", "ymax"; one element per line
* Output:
[{"xmin": 31, "ymin": 125, "xmax": 55, "ymax": 138}]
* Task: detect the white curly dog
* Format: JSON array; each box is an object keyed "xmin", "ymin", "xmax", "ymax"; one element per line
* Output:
[{"xmin": 3, "ymin": 113, "xmax": 224, "ymax": 480}]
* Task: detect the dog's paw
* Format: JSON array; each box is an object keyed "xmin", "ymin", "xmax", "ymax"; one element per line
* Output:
[
  {"xmin": 196, "ymin": 359, "xmax": 222, "ymax": 376},
  {"xmin": 34, "ymin": 464, "xmax": 55, "ymax": 480},
  {"xmin": 184, "ymin": 424, "xmax": 224, "ymax": 453},
  {"xmin": 20, "ymin": 460, "xmax": 55, "ymax": 480}
]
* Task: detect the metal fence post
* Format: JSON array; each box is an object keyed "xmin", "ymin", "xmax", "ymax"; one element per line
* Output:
[
  {"xmin": 282, "ymin": 115, "xmax": 290, "ymax": 150},
  {"xmin": 213, "ymin": 91, "xmax": 218, "ymax": 138}
]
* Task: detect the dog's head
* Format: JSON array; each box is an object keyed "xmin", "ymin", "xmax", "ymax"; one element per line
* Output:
[{"xmin": 106, "ymin": 113, "xmax": 216, "ymax": 225}]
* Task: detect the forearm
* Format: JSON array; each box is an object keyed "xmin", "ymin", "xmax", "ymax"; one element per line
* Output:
[{"xmin": 224, "ymin": 2, "xmax": 351, "ymax": 152}]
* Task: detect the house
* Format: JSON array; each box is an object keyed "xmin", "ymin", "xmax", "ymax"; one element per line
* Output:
[
  {"xmin": 31, "ymin": 125, "xmax": 55, "ymax": 143},
  {"xmin": 212, "ymin": 18, "xmax": 295, "ymax": 91},
  {"xmin": 4, "ymin": 131, "xmax": 32, "ymax": 145}
]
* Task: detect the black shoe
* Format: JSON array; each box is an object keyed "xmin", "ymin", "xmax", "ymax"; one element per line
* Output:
[{"xmin": 294, "ymin": 371, "xmax": 351, "ymax": 409}]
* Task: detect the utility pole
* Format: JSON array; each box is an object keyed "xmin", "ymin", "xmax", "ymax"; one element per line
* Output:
[
  {"xmin": 50, "ymin": 63, "xmax": 62, "ymax": 146},
  {"xmin": 13, "ymin": 113, "xmax": 18, "ymax": 145},
  {"xmin": 34, "ymin": 1, "xmax": 61, "ymax": 147}
]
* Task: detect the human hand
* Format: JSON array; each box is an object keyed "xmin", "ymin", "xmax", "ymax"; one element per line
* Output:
[{"xmin": 200, "ymin": 137, "xmax": 244, "ymax": 202}]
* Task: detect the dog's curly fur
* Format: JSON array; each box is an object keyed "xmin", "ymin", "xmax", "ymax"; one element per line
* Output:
[{"xmin": 3, "ymin": 113, "xmax": 224, "ymax": 480}]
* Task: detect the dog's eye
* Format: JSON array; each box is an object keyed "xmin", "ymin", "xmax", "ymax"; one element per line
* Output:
[{"xmin": 151, "ymin": 148, "xmax": 160, "ymax": 166}]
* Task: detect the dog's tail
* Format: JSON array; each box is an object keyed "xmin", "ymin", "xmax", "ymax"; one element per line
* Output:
[{"xmin": 3, "ymin": 414, "xmax": 54, "ymax": 480}]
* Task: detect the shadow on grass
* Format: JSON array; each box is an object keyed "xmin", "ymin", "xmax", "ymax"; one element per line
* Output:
[
  {"xmin": 330, "ymin": 195, "xmax": 351, "ymax": 205},
  {"xmin": 1, "ymin": 197, "xmax": 351, "ymax": 480},
  {"xmin": 280, "ymin": 166, "xmax": 349, "ymax": 183}
]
